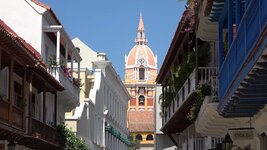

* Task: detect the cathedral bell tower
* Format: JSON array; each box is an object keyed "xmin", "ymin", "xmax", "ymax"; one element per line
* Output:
[{"xmin": 124, "ymin": 13, "xmax": 157, "ymax": 148}]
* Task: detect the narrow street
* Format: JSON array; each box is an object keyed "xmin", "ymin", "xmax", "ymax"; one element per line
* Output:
[{"xmin": 0, "ymin": 0, "xmax": 266, "ymax": 150}]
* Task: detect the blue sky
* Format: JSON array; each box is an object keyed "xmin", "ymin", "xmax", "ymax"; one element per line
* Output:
[{"xmin": 42, "ymin": 0, "xmax": 186, "ymax": 79}]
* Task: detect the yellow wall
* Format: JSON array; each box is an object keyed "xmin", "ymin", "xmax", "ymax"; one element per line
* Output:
[{"xmin": 133, "ymin": 132, "xmax": 154, "ymax": 145}]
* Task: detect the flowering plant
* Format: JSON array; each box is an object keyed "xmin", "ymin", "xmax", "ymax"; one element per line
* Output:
[
  {"xmin": 63, "ymin": 67, "xmax": 71, "ymax": 78},
  {"xmin": 184, "ymin": 11, "xmax": 194, "ymax": 33}
]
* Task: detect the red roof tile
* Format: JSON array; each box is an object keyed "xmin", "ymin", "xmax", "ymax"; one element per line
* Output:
[
  {"xmin": 31, "ymin": 0, "xmax": 61, "ymax": 25},
  {"xmin": 0, "ymin": 19, "xmax": 64, "ymax": 91},
  {"xmin": 31, "ymin": 0, "xmax": 50, "ymax": 9},
  {"xmin": 128, "ymin": 111, "xmax": 154, "ymax": 132}
]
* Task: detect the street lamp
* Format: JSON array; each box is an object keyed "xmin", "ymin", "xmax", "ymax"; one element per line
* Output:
[
  {"xmin": 223, "ymin": 133, "xmax": 233, "ymax": 150},
  {"xmin": 7, "ymin": 141, "xmax": 16, "ymax": 150}
]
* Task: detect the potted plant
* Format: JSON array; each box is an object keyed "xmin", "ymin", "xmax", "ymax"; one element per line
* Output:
[{"xmin": 32, "ymin": 126, "xmax": 41, "ymax": 138}]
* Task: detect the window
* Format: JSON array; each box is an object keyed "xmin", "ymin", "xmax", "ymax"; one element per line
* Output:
[
  {"xmin": 76, "ymin": 47, "xmax": 80, "ymax": 53},
  {"xmin": 14, "ymin": 81, "xmax": 23, "ymax": 108},
  {"xmin": 139, "ymin": 67, "xmax": 145, "ymax": 80},
  {"xmin": 136, "ymin": 134, "xmax": 142, "ymax": 141},
  {"xmin": 32, "ymin": 94, "xmax": 36, "ymax": 118},
  {"xmin": 139, "ymin": 95, "xmax": 145, "ymax": 106},
  {"xmin": 146, "ymin": 134, "xmax": 153, "ymax": 141}
]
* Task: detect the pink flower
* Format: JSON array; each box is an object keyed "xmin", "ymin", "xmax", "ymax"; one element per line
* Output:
[{"xmin": 185, "ymin": 28, "xmax": 191, "ymax": 32}]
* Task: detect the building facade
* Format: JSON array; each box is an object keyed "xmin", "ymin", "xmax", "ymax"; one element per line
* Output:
[
  {"xmin": 155, "ymin": 0, "xmax": 267, "ymax": 150},
  {"xmin": 0, "ymin": 18, "xmax": 64, "ymax": 150},
  {"xmin": 65, "ymin": 38, "xmax": 98, "ymax": 149},
  {"xmin": 0, "ymin": 0, "xmax": 81, "ymax": 149},
  {"xmin": 66, "ymin": 38, "xmax": 131, "ymax": 150},
  {"xmin": 155, "ymin": 3, "xmax": 223, "ymax": 150},
  {"xmin": 0, "ymin": 0, "xmax": 82, "ymax": 120},
  {"xmin": 195, "ymin": 0, "xmax": 267, "ymax": 149},
  {"xmin": 125, "ymin": 14, "xmax": 157, "ymax": 149}
]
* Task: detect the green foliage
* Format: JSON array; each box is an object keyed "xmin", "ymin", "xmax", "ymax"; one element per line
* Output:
[
  {"xmin": 186, "ymin": 0, "xmax": 194, "ymax": 5},
  {"xmin": 48, "ymin": 56, "xmax": 65, "ymax": 68},
  {"xmin": 187, "ymin": 84, "xmax": 211, "ymax": 122},
  {"xmin": 160, "ymin": 51, "xmax": 196, "ymax": 112},
  {"xmin": 200, "ymin": 84, "xmax": 211, "ymax": 96},
  {"xmin": 56, "ymin": 124, "xmax": 88, "ymax": 150}
]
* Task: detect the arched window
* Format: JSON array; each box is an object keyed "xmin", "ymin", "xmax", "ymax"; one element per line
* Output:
[
  {"xmin": 139, "ymin": 95, "xmax": 145, "ymax": 106},
  {"xmin": 136, "ymin": 134, "xmax": 142, "ymax": 141},
  {"xmin": 146, "ymin": 134, "xmax": 153, "ymax": 141},
  {"xmin": 139, "ymin": 67, "xmax": 145, "ymax": 80}
]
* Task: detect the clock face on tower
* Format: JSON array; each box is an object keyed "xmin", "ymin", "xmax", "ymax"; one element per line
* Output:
[{"xmin": 138, "ymin": 58, "xmax": 145, "ymax": 65}]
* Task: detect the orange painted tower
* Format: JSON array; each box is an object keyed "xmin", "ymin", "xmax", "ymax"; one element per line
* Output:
[{"xmin": 125, "ymin": 14, "xmax": 157, "ymax": 149}]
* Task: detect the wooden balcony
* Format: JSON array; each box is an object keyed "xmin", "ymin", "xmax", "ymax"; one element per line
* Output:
[
  {"xmin": 19, "ymin": 118, "xmax": 60, "ymax": 150},
  {"xmin": 31, "ymin": 118, "xmax": 58, "ymax": 143},
  {"xmin": 0, "ymin": 99, "xmax": 24, "ymax": 130},
  {"xmin": 0, "ymin": 100, "xmax": 9, "ymax": 123}
]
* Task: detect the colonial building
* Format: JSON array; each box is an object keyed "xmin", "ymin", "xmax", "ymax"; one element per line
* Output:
[
  {"xmin": 0, "ymin": 17, "xmax": 65, "ymax": 150},
  {"xmin": 65, "ymin": 38, "xmax": 98, "ymax": 148},
  {"xmin": 155, "ymin": 3, "xmax": 223, "ymax": 149},
  {"xmin": 125, "ymin": 14, "xmax": 157, "ymax": 149},
  {"xmin": 156, "ymin": 0, "xmax": 267, "ymax": 149},
  {"xmin": 0, "ymin": 0, "xmax": 81, "ymax": 149},
  {"xmin": 66, "ymin": 38, "xmax": 131, "ymax": 150},
  {"xmin": 195, "ymin": 0, "xmax": 267, "ymax": 149},
  {"xmin": 0, "ymin": 0, "xmax": 82, "ymax": 121}
]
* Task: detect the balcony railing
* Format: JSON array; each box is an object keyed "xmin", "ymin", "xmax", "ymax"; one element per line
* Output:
[
  {"xmin": 0, "ymin": 99, "xmax": 24, "ymax": 129},
  {"xmin": 12, "ymin": 105, "xmax": 24, "ymax": 129},
  {"xmin": 32, "ymin": 118, "xmax": 59, "ymax": 143},
  {"xmin": 48, "ymin": 66, "xmax": 79, "ymax": 103},
  {"xmin": 219, "ymin": 0, "xmax": 267, "ymax": 100},
  {"xmin": 0, "ymin": 100, "xmax": 9, "ymax": 122},
  {"xmin": 163, "ymin": 67, "xmax": 217, "ymax": 124},
  {"xmin": 194, "ymin": 138, "xmax": 204, "ymax": 150}
]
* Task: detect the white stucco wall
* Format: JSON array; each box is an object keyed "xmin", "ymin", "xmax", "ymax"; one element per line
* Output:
[
  {"xmin": 0, "ymin": 0, "xmax": 44, "ymax": 52},
  {"xmin": 72, "ymin": 38, "xmax": 98, "ymax": 70},
  {"xmin": 89, "ymin": 59, "xmax": 130, "ymax": 150}
]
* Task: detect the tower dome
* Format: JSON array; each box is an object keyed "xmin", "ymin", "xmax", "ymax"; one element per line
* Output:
[{"xmin": 125, "ymin": 14, "xmax": 157, "ymax": 82}]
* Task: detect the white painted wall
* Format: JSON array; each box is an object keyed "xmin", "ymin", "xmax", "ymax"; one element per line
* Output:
[
  {"xmin": 0, "ymin": 0, "xmax": 44, "ymax": 52},
  {"xmin": 72, "ymin": 38, "xmax": 98, "ymax": 70},
  {"xmin": 89, "ymin": 58, "xmax": 130, "ymax": 150}
]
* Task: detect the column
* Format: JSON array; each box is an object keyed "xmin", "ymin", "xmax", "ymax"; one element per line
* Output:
[
  {"xmin": 8, "ymin": 59, "xmax": 14, "ymax": 125},
  {"xmin": 246, "ymin": 0, "xmax": 250, "ymax": 9},
  {"xmin": 227, "ymin": 0, "xmax": 233, "ymax": 48},
  {"xmin": 218, "ymin": 22, "xmax": 224, "ymax": 69},
  {"xmin": 102, "ymin": 119, "xmax": 105, "ymax": 147},
  {"xmin": 235, "ymin": 0, "xmax": 241, "ymax": 28},
  {"xmin": 56, "ymin": 31, "xmax": 60, "ymax": 80},
  {"xmin": 78, "ymin": 61, "xmax": 80, "ymax": 80},
  {"xmin": 65, "ymin": 44, "xmax": 68, "ymax": 67},
  {"xmin": 54, "ymin": 93, "xmax": 57, "ymax": 125},
  {"xmin": 22, "ymin": 69, "xmax": 27, "ymax": 130},
  {"xmin": 71, "ymin": 52, "xmax": 74, "ymax": 80},
  {"xmin": 43, "ymin": 88, "xmax": 46, "ymax": 123},
  {"xmin": 27, "ymin": 70, "xmax": 33, "ymax": 135}
]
